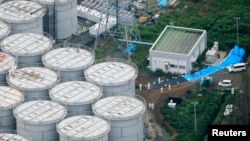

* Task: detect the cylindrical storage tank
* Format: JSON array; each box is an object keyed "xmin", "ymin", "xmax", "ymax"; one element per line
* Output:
[
  {"xmin": 0, "ymin": 21, "xmax": 10, "ymax": 41},
  {"xmin": 0, "ymin": 86, "xmax": 24, "ymax": 130},
  {"xmin": 84, "ymin": 58, "xmax": 138, "ymax": 97},
  {"xmin": 57, "ymin": 115, "xmax": 110, "ymax": 141},
  {"xmin": 50, "ymin": 80, "xmax": 102, "ymax": 114},
  {"xmin": 6, "ymin": 67, "xmax": 59, "ymax": 99},
  {"xmin": 1, "ymin": 32, "xmax": 53, "ymax": 65},
  {"xmin": 0, "ymin": 52, "xmax": 15, "ymax": 82},
  {"xmin": 0, "ymin": 1, "xmax": 45, "ymax": 32},
  {"xmin": 92, "ymin": 95, "xmax": 146, "ymax": 141},
  {"xmin": 0, "ymin": 132, "xmax": 30, "ymax": 141},
  {"xmin": 42, "ymin": 45, "xmax": 94, "ymax": 80},
  {"xmin": 32, "ymin": 0, "xmax": 78, "ymax": 40},
  {"xmin": 14, "ymin": 100, "xmax": 67, "ymax": 141}
]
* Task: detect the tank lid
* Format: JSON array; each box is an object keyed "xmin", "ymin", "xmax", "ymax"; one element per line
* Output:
[
  {"xmin": 33, "ymin": 0, "xmax": 74, "ymax": 5},
  {"xmin": 50, "ymin": 81, "xmax": 102, "ymax": 105},
  {"xmin": 0, "ymin": 52, "xmax": 15, "ymax": 73},
  {"xmin": 42, "ymin": 47, "xmax": 94, "ymax": 71},
  {"xmin": 7, "ymin": 67, "xmax": 59, "ymax": 91},
  {"xmin": 57, "ymin": 115, "xmax": 110, "ymax": 140},
  {"xmin": 1, "ymin": 33, "xmax": 52, "ymax": 56},
  {"xmin": 0, "ymin": 86, "xmax": 24, "ymax": 110},
  {"xmin": 85, "ymin": 61, "xmax": 137, "ymax": 86},
  {"xmin": 14, "ymin": 100, "xmax": 67, "ymax": 124},
  {"xmin": 0, "ymin": 1, "xmax": 45, "ymax": 23},
  {"xmin": 0, "ymin": 133, "xmax": 29, "ymax": 141},
  {"xmin": 92, "ymin": 96, "xmax": 145, "ymax": 120},
  {"xmin": 0, "ymin": 21, "xmax": 10, "ymax": 40}
]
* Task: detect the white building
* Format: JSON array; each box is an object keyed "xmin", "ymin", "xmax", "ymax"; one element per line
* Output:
[{"xmin": 149, "ymin": 25, "xmax": 207, "ymax": 74}]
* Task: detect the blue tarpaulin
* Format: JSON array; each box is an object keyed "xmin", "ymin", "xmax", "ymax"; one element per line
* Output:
[
  {"xmin": 124, "ymin": 44, "xmax": 137, "ymax": 55},
  {"xmin": 157, "ymin": 0, "xmax": 168, "ymax": 8},
  {"xmin": 183, "ymin": 44, "xmax": 245, "ymax": 82}
]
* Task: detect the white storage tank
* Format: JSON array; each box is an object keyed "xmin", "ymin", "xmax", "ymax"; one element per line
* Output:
[
  {"xmin": 0, "ymin": 52, "xmax": 16, "ymax": 82},
  {"xmin": 0, "ymin": 21, "xmax": 10, "ymax": 41},
  {"xmin": 57, "ymin": 115, "xmax": 110, "ymax": 141},
  {"xmin": 42, "ymin": 45, "xmax": 94, "ymax": 80},
  {"xmin": 49, "ymin": 80, "xmax": 102, "ymax": 114},
  {"xmin": 0, "ymin": 86, "xmax": 24, "ymax": 130},
  {"xmin": 14, "ymin": 100, "xmax": 67, "ymax": 141},
  {"xmin": 84, "ymin": 58, "xmax": 138, "ymax": 97},
  {"xmin": 32, "ymin": 0, "xmax": 78, "ymax": 40},
  {"xmin": 92, "ymin": 95, "xmax": 146, "ymax": 141},
  {"xmin": 6, "ymin": 67, "xmax": 59, "ymax": 99},
  {"xmin": 1, "ymin": 32, "xmax": 53, "ymax": 65},
  {"xmin": 0, "ymin": 132, "xmax": 30, "ymax": 141},
  {"xmin": 0, "ymin": 1, "xmax": 45, "ymax": 32}
]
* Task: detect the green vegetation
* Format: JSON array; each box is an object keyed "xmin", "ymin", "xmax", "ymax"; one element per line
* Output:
[
  {"xmin": 161, "ymin": 90, "xmax": 233, "ymax": 141},
  {"xmin": 135, "ymin": 0, "xmax": 250, "ymax": 66}
]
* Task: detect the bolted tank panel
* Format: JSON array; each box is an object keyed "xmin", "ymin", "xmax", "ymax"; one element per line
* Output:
[
  {"xmin": 14, "ymin": 100, "xmax": 67, "ymax": 141},
  {"xmin": 0, "ymin": 21, "xmax": 10, "ymax": 41},
  {"xmin": 6, "ymin": 67, "xmax": 59, "ymax": 99},
  {"xmin": 92, "ymin": 96, "xmax": 146, "ymax": 141},
  {"xmin": 0, "ymin": 1, "xmax": 45, "ymax": 32},
  {"xmin": 57, "ymin": 115, "xmax": 110, "ymax": 141},
  {"xmin": 84, "ymin": 58, "xmax": 138, "ymax": 97},
  {"xmin": 1, "ymin": 32, "xmax": 53, "ymax": 65},
  {"xmin": 32, "ymin": 0, "xmax": 78, "ymax": 40},
  {"xmin": 49, "ymin": 81, "xmax": 102, "ymax": 114},
  {"xmin": 0, "ymin": 52, "xmax": 15, "ymax": 82},
  {"xmin": 0, "ymin": 133, "xmax": 29, "ymax": 141},
  {"xmin": 42, "ymin": 47, "xmax": 94, "ymax": 79},
  {"xmin": 0, "ymin": 86, "xmax": 24, "ymax": 130}
]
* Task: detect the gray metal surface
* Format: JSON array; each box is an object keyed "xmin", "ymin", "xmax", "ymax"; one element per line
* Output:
[
  {"xmin": 1, "ymin": 32, "xmax": 53, "ymax": 65},
  {"xmin": 57, "ymin": 115, "xmax": 110, "ymax": 141},
  {"xmin": 0, "ymin": 52, "xmax": 16, "ymax": 82},
  {"xmin": 0, "ymin": 21, "xmax": 10, "ymax": 40},
  {"xmin": 0, "ymin": 1, "xmax": 45, "ymax": 32},
  {"xmin": 0, "ymin": 133, "xmax": 29, "ymax": 141},
  {"xmin": 42, "ymin": 45, "xmax": 94, "ymax": 79},
  {"xmin": 6, "ymin": 67, "xmax": 59, "ymax": 99},
  {"xmin": 32, "ymin": 0, "xmax": 78, "ymax": 39},
  {"xmin": 92, "ymin": 95, "xmax": 146, "ymax": 141},
  {"xmin": 84, "ymin": 58, "xmax": 138, "ymax": 97},
  {"xmin": 0, "ymin": 86, "xmax": 24, "ymax": 130},
  {"xmin": 14, "ymin": 100, "xmax": 67, "ymax": 141},
  {"xmin": 49, "ymin": 81, "xmax": 102, "ymax": 114}
]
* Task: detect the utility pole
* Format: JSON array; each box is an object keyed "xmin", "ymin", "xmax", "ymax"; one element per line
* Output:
[
  {"xmin": 192, "ymin": 102, "xmax": 198, "ymax": 133},
  {"xmin": 234, "ymin": 17, "xmax": 240, "ymax": 46}
]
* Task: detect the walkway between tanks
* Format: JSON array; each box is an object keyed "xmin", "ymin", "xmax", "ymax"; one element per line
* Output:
[{"xmin": 184, "ymin": 45, "xmax": 245, "ymax": 82}]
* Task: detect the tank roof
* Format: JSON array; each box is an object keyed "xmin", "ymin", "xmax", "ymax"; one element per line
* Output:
[
  {"xmin": 92, "ymin": 96, "xmax": 145, "ymax": 120},
  {"xmin": 50, "ymin": 81, "xmax": 102, "ymax": 105},
  {"xmin": 14, "ymin": 100, "xmax": 67, "ymax": 124},
  {"xmin": 33, "ymin": 0, "xmax": 73, "ymax": 5},
  {"xmin": 57, "ymin": 115, "xmax": 110, "ymax": 140},
  {"xmin": 0, "ymin": 133, "xmax": 28, "ymax": 141},
  {"xmin": 0, "ymin": 21, "xmax": 10, "ymax": 40},
  {"xmin": 84, "ymin": 59, "xmax": 138, "ymax": 86},
  {"xmin": 1, "ymin": 33, "xmax": 52, "ymax": 56},
  {"xmin": 0, "ymin": 86, "xmax": 24, "ymax": 110},
  {"xmin": 0, "ymin": 1, "xmax": 45, "ymax": 23},
  {"xmin": 7, "ymin": 67, "xmax": 59, "ymax": 91},
  {"xmin": 0, "ymin": 52, "xmax": 15, "ymax": 73},
  {"xmin": 42, "ymin": 47, "xmax": 94, "ymax": 71}
]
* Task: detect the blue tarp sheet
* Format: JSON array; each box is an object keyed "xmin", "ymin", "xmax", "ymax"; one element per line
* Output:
[
  {"xmin": 183, "ymin": 45, "xmax": 245, "ymax": 82},
  {"xmin": 157, "ymin": 0, "xmax": 168, "ymax": 8}
]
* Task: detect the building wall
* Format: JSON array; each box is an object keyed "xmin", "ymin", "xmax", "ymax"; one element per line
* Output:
[
  {"xmin": 149, "ymin": 51, "xmax": 189, "ymax": 74},
  {"xmin": 149, "ymin": 30, "xmax": 207, "ymax": 74}
]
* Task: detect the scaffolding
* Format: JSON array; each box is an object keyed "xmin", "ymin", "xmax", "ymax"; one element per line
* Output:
[{"xmin": 93, "ymin": 0, "xmax": 141, "ymax": 60}]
